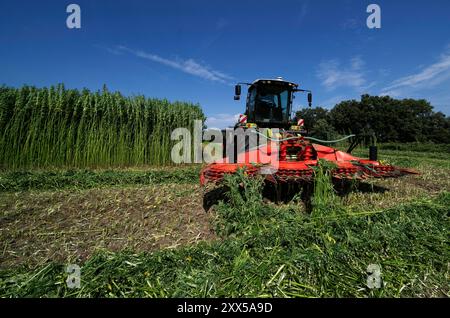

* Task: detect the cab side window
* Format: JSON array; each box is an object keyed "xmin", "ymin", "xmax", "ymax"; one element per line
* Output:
[{"xmin": 247, "ymin": 88, "xmax": 256, "ymax": 120}]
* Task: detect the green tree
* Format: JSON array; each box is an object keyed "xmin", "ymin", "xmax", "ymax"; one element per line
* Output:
[
  {"xmin": 329, "ymin": 95, "xmax": 448, "ymax": 143},
  {"xmin": 295, "ymin": 107, "xmax": 330, "ymax": 132},
  {"xmin": 310, "ymin": 118, "xmax": 339, "ymax": 141}
]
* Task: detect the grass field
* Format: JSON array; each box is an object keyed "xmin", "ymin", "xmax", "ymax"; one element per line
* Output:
[{"xmin": 0, "ymin": 145, "xmax": 449, "ymax": 297}]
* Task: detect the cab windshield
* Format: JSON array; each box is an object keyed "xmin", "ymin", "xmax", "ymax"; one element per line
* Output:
[{"xmin": 253, "ymin": 85, "xmax": 290, "ymax": 122}]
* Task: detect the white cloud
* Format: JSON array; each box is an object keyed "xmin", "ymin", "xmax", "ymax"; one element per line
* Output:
[
  {"xmin": 317, "ymin": 56, "xmax": 367, "ymax": 91},
  {"xmin": 382, "ymin": 51, "xmax": 450, "ymax": 94},
  {"xmin": 205, "ymin": 113, "xmax": 240, "ymax": 129},
  {"xmin": 318, "ymin": 95, "xmax": 346, "ymax": 108},
  {"xmin": 341, "ymin": 18, "xmax": 359, "ymax": 30},
  {"xmin": 379, "ymin": 89, "xmax": 402, "ymax": 98},
  {"xmin": 297, "ymin": 1, "xmax": 309, "ymax": 24},
  {"xmin": 115, "ymin": 46, "xmax": 234, "ymax": 84},
  {"xmin": 216, "ymin": 18, "xmax": 229, "ymax": 30}
]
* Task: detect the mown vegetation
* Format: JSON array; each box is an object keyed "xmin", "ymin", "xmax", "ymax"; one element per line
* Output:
[
  {"xmin": 0, "ymin": 85, "xmax": 205, "ymax": 168},
  {"xmin": 0, "ymin": 158, "xmax": 448, "ymax": 297}
]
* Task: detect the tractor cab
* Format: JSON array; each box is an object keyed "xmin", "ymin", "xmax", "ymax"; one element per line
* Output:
[{"xmin": 234, "ymin": 78, "xmax": 312, "ymax": 129}]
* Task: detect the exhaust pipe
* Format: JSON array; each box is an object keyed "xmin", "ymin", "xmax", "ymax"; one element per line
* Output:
[{"xmin": 369, "ymin": 145, "xmax": 378, "ymax": 161}]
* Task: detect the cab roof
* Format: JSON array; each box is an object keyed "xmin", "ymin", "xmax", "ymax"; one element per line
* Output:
[{"xmin": 251, "ymin": 78, "xmax": 299, "ymax": 88}]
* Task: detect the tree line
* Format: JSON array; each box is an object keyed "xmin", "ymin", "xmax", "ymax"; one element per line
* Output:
[{"xmin": 296, "ymin": 94, "xmax": 450, "ymax": 143}]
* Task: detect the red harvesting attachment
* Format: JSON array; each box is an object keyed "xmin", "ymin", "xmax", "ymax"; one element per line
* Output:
[
  {"xmin": 200, "ymin": 78, "xmax": 418, "ymax": 187},
  {"xmin": 200, "ymin": 135, "xmax": 418, "ymax": 186}
]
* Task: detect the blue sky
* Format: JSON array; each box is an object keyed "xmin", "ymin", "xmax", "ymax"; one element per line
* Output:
[{"xmin": 1, "ymin": 0, "xmax": 450, "ymax": 128}]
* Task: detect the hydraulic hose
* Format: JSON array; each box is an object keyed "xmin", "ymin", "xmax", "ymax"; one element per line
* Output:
[
  {"xmin": 249, "ymin": 129, "xmax": 355, "ymax": 144},
  {"xmin": 304, "ymin": 135, "xmax": 356, "ymax": 144}
]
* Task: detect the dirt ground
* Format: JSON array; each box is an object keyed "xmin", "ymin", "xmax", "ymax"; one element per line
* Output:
[{"xmin": 0, "ymin": 183, "xmax": 216, "ymax": 268}]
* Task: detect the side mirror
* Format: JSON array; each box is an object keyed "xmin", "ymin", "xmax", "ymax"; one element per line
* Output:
[
  {"xmin": 307, "ymin": 92, "xmax": 312, "ymax": 107},
  {"xmin": 234, "ymin": 85, "xmax": 241, "ymax": 100}
]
